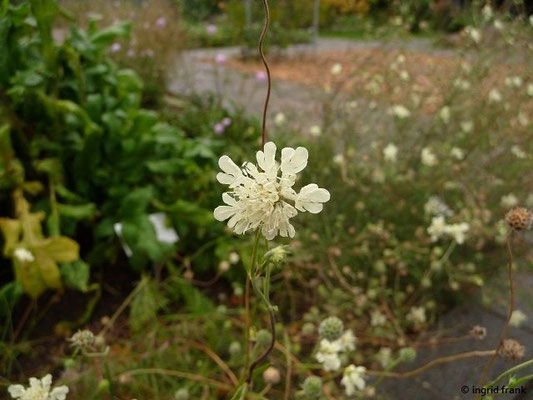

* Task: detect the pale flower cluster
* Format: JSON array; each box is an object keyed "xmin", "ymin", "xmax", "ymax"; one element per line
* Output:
[
  {"xmin": 383, "ymin": 143, "xmax": 398, "ymax": 162},
  {"xmin": 341, "ymin": 365, "xmax": 367, "ymax": 396},
  {"xmin": 428, "ymin": 216, "xmax": 469, "ymax": 244},
  {"xmin": 8, "ymin": 375, "xmax": 68, "ymax": 400},
  {"xmin": 214, "ymin": 142, "xmax": 330, "ymax": 240},
  {"xmin": 315, "ymin": 330, "xmax": 357, "ymax": 372},
  {"xmin": 13, "ymin": 248, "xmax": 35, "ymax": 263},
  {"xmin": 421, "ymin": 147, "xmax": 438, "ymax": 166},
  {"xmin": 389, "ymin": 105, "xmax": 411, "ymax": 119}
]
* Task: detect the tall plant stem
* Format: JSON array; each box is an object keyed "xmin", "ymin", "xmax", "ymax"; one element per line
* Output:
[
  {"xmin": 243, "ymin": 230, "xmax": 262, "ymax": 379},
  {"xmin": 258, "ymin": 0, "xmax": 271, "ymax": 147},
  {"xmin": 476, "ymin": 231, "xmax": 515, "ymax": 397}
]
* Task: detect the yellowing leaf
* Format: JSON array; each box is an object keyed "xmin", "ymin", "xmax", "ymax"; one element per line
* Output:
[
  {"xmin": 34, "ymin": 249, "xmax": 62, "ymax": 290},
  {"xmin": 0, "ymin": 217, "xmax": 21, "ymax": 256},
  {"xmin": 14, "ymin": 258, "xmax": 46, "ymax": 299},
  {"xmin": 34, "ymin": 236, "xmax": 79, "ymax": 263}
]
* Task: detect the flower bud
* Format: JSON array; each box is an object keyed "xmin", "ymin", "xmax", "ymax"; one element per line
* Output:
[
  {"xmin": 319, "ymin": 316, "xmax": 344, "ymax": 341},
  {"xmin": 301, "ymin": 376, "xmax": 322, "ymax": 398},
  {"xmin": 256, "ymin": 329, "xmax": 273, "ymax": 348},
  {"xmin": 229, "ymin": 341, "xmax": 242, "ymax": 356},
  {"xmin": 263, "ymin": 367, "xmax": 281, "ymax": 385},
  {"xmin": 174, "ymin": 388, "xmax": 189, "ymax": 400},
  {"xmin": 398, "ymin": 347, "xmax": 417, "ymax": 363}
]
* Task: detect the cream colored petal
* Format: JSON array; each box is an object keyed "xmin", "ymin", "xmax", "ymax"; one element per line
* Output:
[
  {"xmin": 256, "ymin": 142, "xmax": 277, "ymax": 172},
  {"xmin": 8, "ymin": 385, "xmax": 26, "ymax": 398},
  {"xmin": 214, "ymin": 206, "xmax": 237, "ymax": 221},
  {"xmin": 281, "ymin": 146, "xmax": 308, "ymax": 176},
  {"xmin": 50, "ymin": 386, "xmax": 69, "ymax": 400},
  {"xmin": 217, "ymin": 156, "xmax": 242, "ymax": 185}
]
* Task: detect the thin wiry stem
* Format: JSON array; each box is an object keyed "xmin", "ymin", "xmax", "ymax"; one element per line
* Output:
[
  {"xmin": 258, "ymin": 0, "xmax": 271, "ymax": 147},
  {"xmin": 476, "ymin": 230, "xmax": 515, "ymax": 398}
]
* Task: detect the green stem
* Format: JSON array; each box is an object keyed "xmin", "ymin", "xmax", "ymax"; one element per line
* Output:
[
  {"xmin": 486, "ymin": 358, "xmax": 533, "ymax": 387},
  {"xmin": 510, "ymin": 374, "xmax": 533, "ymax": 388}
]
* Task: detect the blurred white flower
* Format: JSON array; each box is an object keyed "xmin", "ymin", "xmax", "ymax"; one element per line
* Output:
[
  {"xmin": 510, "ymin": 145, "xmax": 526, "ymax": 159},
  {"xmin": 390, "ymin": 105, "xmax": 411, "ymax": 119},
  {"xmin": 488, "ymin": 88, "xmax": 502, "ymax": 103},
  {"xmin": 228, "ymin": 252, "xmax": 240, "ymax": 264},
  {"xmin": 509, "ymin": 310, "xmax": 527, "ymax": 328},
  {"xmin": 421, "ymin": 147, "xmax": 437, "ymax": 166},
  {"xmin": 333, "ymin": 154, "xmax": 344, "ymax": 165},
  {"xmin": 428, "ymin": 216, "xmax": 447, "ymax": 241},
  {"xmin": 528, "ymin": 83, "xmax": 533, "ymax": 97},
  {"xmin": 338, "ymin": 329, "xmax": 357, "ymax": 351},
  {"xmin": 424, "ymin": 196, "xmax": 452, "ymax": 217},
  {"xmin": 464, "ymin": 26, "xmax": 481, "ymax": 43},
  {"xmin": 149, "ymin": 213, "xmax": 179, "ymax": 244},
  {"xmin": 446, "ymin": 222, "xmax": 469, "ymax": 244},
  {"xmin": 501, "ymin": 193, "xmax": 518, "ymax": 208},
  {"xmin": 13, "ymin": 248, "xmax": 34, "ymax": 263},
  {"xmin": 371, "ymin": 310, "xmax": 386, "ymax": 327},
  {"xmin": 460, "ymin": 120, "xmax": 473, "ymax": 133},
  {"xmin": 8, "ymin": 375, "xmax": 69, "ymax": 400},
  {"xmin": 439, "ymin": 106, "xmax": 451, "ymax": 124},
  {"xmin": 214, "ymin": 142, "xmax": 330, "ymax": 240},
  {"xmin": 453, "ymin": 78, "xmax": 471, "ymax": 90},
  {"xmin": 518, "ymin": 112, "xmax": 529, "ymax": 127},
  {"xmin": 341, "ymin": 365, "xmax": 367, "ymax": 395},
  {"xmin": 376, "ymin": 347, "xmax": 392, "ymax": 368},
  {"xmin": 399, "ymin": 70, "xmax": 410, "ymax": 81},
  {"xmin": 383, "ymin": 143, "xmax": 398, "ymax": 162},
  {"xmin": 316, "ymin": 339, "xmax": 342, "ymax": 371},
  {"xmin": 505, "ymin": 76, "xmax": 523, "ymax": 88},
  {"xmin": 407, "ymin": 306, "xmax": 426, "ymax": 326},
  {"xmin": 482, "ymin": 4, "xmax": 493, "ymax": 20},
  {"xmin": 309, "ymin": 125, "xmax": 322, "ymax": 137},
  {"xmin": 530, "ymin": 15, "xmax": 533, "ymax": 26},
  {"xmin": 330, "ymin": 63, "xmax": 343, "ymax": 75},
  {"xmin": 397, "ymin": 54, "xmax": 406, "ymax": 63},
  {"xmin": 493, "ymin": 19, "xmax": 504, "ymax": 30},
  {"xmin": 450, "ymin": 147, "xmax": 465, "ymax": 160},
  {"xmin": 274, "ymin": 112, "xmax": 286, "ymax": 126}
]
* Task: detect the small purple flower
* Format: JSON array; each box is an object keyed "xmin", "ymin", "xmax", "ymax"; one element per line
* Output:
[
  {"xmin": 214, "ymin": 123, "xmax": 225, "ymax": 134},
  {"xmin": 156, "ymin": 17, "xmax": 166, "ymax": 27},
  {"xmin": 207, "ymin": 24, "xmax": 217, "ymax": 34},
  {"xmin": 255, "ymin": 71, "xmax": 267, "ymax": 81},
  {"xmin": 127, "ymin": 48, "xmax": 135, "ymax": 58},
  {"xmin": 111, "ymin": 42, "xmax": 121, "ymax": 53},
  {"xmin": 215, "ymin": 53, "xmax": 227, "ymax": 64},
  {"xmin": 222, "ymin": 117, "xmax": 232, "ymax": 127}
]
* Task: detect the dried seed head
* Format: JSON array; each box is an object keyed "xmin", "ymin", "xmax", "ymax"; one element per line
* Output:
[
  {"xmin": 505, "ymin": 207, "xmax": 532, "ymax": 231},
  {"xmin": 69, "ymin": 329, "xmax": 95, "ymax": 351},
  {"xmin": 301, "ymin": 376, "xmax": 322, "ymax": 398},
  {"xmin": 470, "ymin": 325, "xmax": 487, "ymax": 340},
  {"xmin": 498, "ymin": 339, "xmax": 525, "ymax": 360}
]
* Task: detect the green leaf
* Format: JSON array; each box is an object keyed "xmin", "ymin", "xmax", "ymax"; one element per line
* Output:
[
  {"xmin": 146, "ymin": 159, "xmax": 184, "ymax": 174},
  {"xmin": 60, "ymin": 260, "xmax": 90, "ymax": 292},
  {"xmin": 90, "ymin": 21, "xmax": 131, "ymax": 48},
  {"xmin": 57, "ymin": 203, "xmax": 97, "ymax": 220},
  {"xmin": 129, "ymin": 277, "xmax": 162, "ymax": 332},
  {"xmin": 230, "ymin": 384, "xmax": 247, "ymax": 400},
  {"xmin": 167, "ymin": 200, "xmax": 214, "ymax": 228},
  {"xmin": 119, "ymin": 187, "xmax": 153, "ymax": 218}
]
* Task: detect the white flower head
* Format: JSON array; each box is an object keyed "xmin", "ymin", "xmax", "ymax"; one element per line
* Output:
[
  {"xmin": 510, "ymin": 145, "xmax": 526, "ymax": 159},
  {"xmin": 407, "ymin": 306, "xmax": 426, "ymax": 326},
  {"xmin": 445, "ymin": 222, "xmax": 469, "ymax": 244},
  {"xmin": 274, "ymin": 112, "xmax": 286, "ymax": 126},
  {"xmin": 527, "ymin": 83, "xmax": 533, "ymax": 97},
  {"xmin": 482, "ymin": 4, "xmax": 493, "ymax": 20},
  {"xmin": 464, "ymin": 26, "xmax": 481, "ymax": 43},
  {"xmin": 428, "ymin": 216, "xmax": 447, "ymax": 242},
  {"xmin": 421, "ymin": 147, "xmax": 437, "ymax": 166},
  {"xmin": 13, "ymin": 248, "xmax": 35, "ymax": 263},
  {"xmin": 460, "ymin": 120, "xmax": 473, "ymax": 133},
  {"xmin": 439, "ymin": 106, "xmax": 451, "ymax": 124},
  {"xmin": 450, "ymin": 147, "xmax": 465, "ymax": 160},
  {"xmin": 316, "ymin": 339, "xmax": 342, "ymax": 371},
  {"xmin": 424, "ymin": 196, "xmax": 452, "ymax": 217},
  {"xmin": 383, "ymin": 143, "xmax": 398, "ymax": 162},
  {"xmin": 338, "ymin": 329, "xmax": 357, "ymax": 351},
  {"xmin": 509, "ymin": 310, "xmax": 528, "ymax": 327},
  {"xmin": 370, "ymin": 310, "xmax": 386, "ymax": 327},
  {"xmin": 309, "ymin": 125, "xmax": 322, "ymax": 137},
  {"xmin": 330, "ymin": 63, "xmax": 342, "ymax": 75},
  {"xmin": 341, "ymin": 365, "xmax": 367, "ymax": 396},
  {"xmin": 214, "ymin": 142, "xmax": 330, "ymax": 240},
  {"xmin": 390, "ymin": 105, "xmax": 411, "ymax": 119},
  {"xmin": 488, "ymin": 88, "xmax": 502, "ymax": 103},
  {"xmin": 501, "ymin": 193, "xmax": 518, "ymax": 208},
  {"xmin": 8, "ymin": 374, "xmax": 69, "ymax": 400}
]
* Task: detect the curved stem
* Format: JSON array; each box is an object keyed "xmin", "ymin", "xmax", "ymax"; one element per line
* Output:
[
  {"xmin": 258, "ymin": 0, "xmax": 271, "ymax": 147},
  {"xmin": 246, "ymin": 294, "xmax": 275, "ymax": 384}
]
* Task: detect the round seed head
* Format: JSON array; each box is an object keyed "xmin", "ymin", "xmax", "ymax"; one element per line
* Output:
[
  {"xmin": 319, "ymin": 316, "xmax": 344, "ymax": 341},
  {"xmin": 301, "ymin": 376, "xmax": 322, "ymax": 398},
  {"xmin": 498, "ymin": 339, "xmax": 525, "ymax": 360},
  {"xmin": 505, "ymin": 207, "xmax": 532, "ymax": 231}
]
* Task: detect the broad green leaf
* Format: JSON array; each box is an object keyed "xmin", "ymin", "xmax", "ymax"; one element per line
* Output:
[
  {"xmin": 60, "ymin": 260, "xmax": 90, "ymax": 292},
  {"xmin": 119, "ymin": 187, "xmax": 153, "ymax": 218},
  {"xmin": 90, "ymin": 21, "xmax": 131, "ymax": 48},
  {"xmin": 146, "ymin": 159, "xmax": 184, "ymax": 174}
]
